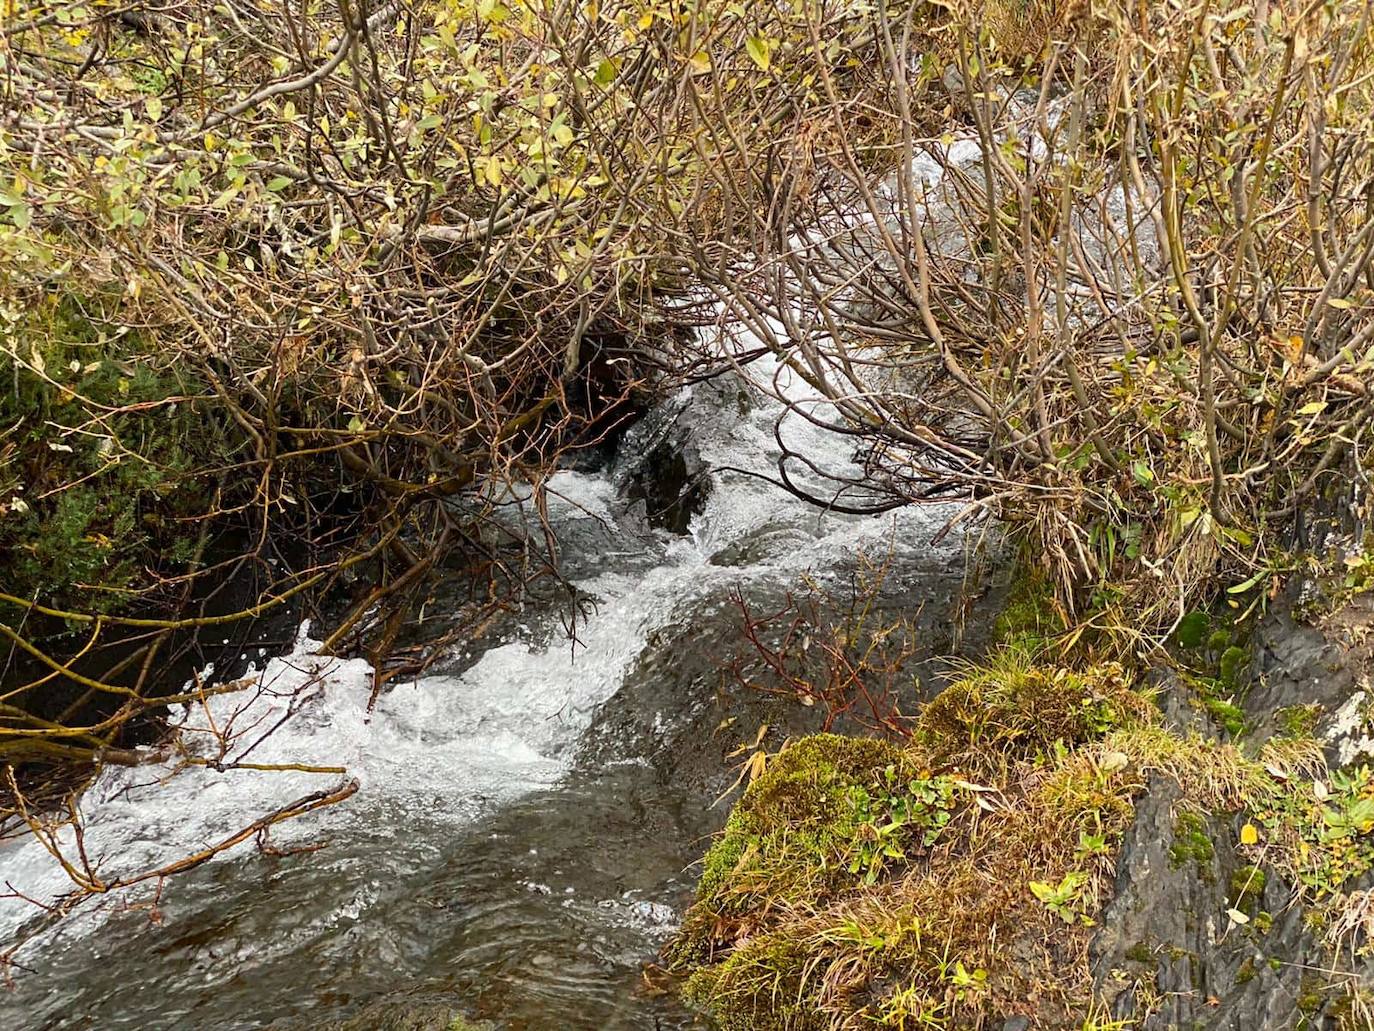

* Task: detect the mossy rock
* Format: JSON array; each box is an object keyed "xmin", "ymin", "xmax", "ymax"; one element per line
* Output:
[
  {"xmin": 1169, "ymin": 811, "xmax": 1215, "ymax": 873},
  {"xmin": 672, "ymin": 734, "xmax": 918, "ymax": 963}
]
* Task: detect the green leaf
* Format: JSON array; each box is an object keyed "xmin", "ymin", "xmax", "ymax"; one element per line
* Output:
[
  {"xmin": 266, "ymin": 176, "xmax": 293, "ymax": 192},
  {"xmin": 210, "ymin": 185, "xmax": 240, "ymax": 209},
  {"xmin": 745, "ymin": 35, "xmax": 772, "ymax": 71},
  {"xmin": 593, "ymin": 59, "xmax": 617, "ymax": 86},
  {"xmin": 1226, "ymin": 569, "xmax": 1269, "ymax": 594}
]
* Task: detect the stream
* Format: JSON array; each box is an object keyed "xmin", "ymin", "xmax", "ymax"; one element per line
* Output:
[{"xmin": 0, "ymin": 346, "xmax": 973, "ymax": 1030}]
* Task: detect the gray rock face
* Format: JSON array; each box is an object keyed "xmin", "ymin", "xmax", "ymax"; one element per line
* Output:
[
  {"xmin": 1091, "ymin": 594, "xmax": 1374, "ymax": 1029},
  {"xmin": 1091, "ymin": 779, "xmax": 1353, "ymax": 1029}
]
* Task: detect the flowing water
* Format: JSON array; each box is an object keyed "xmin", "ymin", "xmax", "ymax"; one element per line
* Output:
[{"xmin": 0, "ymin": 348, "xmax": 973, "ymax": 1030}]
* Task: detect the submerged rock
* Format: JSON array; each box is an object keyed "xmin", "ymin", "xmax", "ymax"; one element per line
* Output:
[{"xmin": 313, "ymin": 993, "xmax": 490, "ymax": 1031}]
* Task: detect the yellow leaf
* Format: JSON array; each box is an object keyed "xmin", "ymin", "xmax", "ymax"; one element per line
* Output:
[
  {"xmin": 1240, "ymin": 823, "xmax": 1258, "ymax": 846},
  {"xmin": 485, "ymin": 158, "xmax": 503, "ymax": 187}
]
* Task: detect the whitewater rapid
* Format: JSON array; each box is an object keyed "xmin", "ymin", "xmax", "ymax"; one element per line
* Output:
[{"xmin": 0, "ymin": 338, "xmax": 957, "ymax": 969}]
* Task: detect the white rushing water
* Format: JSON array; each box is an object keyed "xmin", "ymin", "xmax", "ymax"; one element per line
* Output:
[{"xmin": 0, "ymin": 332, "xmax": 956, "ymax": 961}]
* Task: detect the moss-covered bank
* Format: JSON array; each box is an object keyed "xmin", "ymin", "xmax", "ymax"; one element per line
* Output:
[{"xmin": 666, "ymin": 634, "xmax": 1374, "ymax": 1030}]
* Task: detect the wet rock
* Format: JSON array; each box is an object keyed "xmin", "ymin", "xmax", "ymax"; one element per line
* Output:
[
  {"xmin": 614, "ymin": 390, "xmax": 714, "ymax": 536},
  {"xmin": 576, "ymin": 540, "xmax": 999, "ymax": 828},
  {"xmin": 624, "ymin": 441, "xmax": 709, "ymax": 535},
  {"xmin": 1247, "ymin": 601, "xmax": 1366, "ymax": 752}
]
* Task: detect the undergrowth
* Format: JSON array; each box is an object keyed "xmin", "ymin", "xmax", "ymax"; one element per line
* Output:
[{"xmin": 1, "ymin": 293, "xmax": 226, "ymax": 613}]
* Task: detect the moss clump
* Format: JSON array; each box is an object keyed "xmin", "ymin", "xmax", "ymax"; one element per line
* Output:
[
  {"xmin": 1169, "ymin": 812, "xmax": 1215, "ymax": 872},
  {"xmin": 1297, "ymin": 972, "xmax": 1330, "ymax": 1018},
  {"xmin": 1124, "ymin": 941, "xmax": 1156, "ymax": 965},
  {"xmin": 672, "ymin": 734, "xmax": 929, "ymax": 964},
  {"xmin": 681, "ymin": 936, "xmax": 821, "ymax": 1031},
  {"xmin": 1204, "ymin": 696, "xmax": 1247, "ymax": 737},
  {"xmin": 671, "ymin": 716, "xmax": 1152, "ymax": 1029},
  {"xmin": 1229, "ymin": 865, "xmax": 1267, "ymax": 913},
  {"xmin": 1218, "ymin": 645, "xmax": 1248, "ymax": 688},
  {"xmin": 1179, "ymin": 670, "xmax": 1248, "ymax": 738},
  {"xmin": 917, "ymin": 645, "xmax": 1152, "ymax": 773},
  {"xmin": 991, "ymin": 567, "xmax": 1064, "ymax": 647},
  {"xmin": 670, "ymin": 645, "xmax": 1370, "ymax": 1030},
  {"xmin": 1275, "ymin": 704, "xmax": 1321, "ymax": 739}
]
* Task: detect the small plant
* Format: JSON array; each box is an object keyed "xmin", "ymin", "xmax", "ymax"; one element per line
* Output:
[
  {"xmin": 846, "ymin": 767, "xmax": 958, "ymax": 885},
  {"xmin": 1029, "ymin": 871, "xmax": 1094, "ymax": 925},
  {"xmin": 1249, "ymin": 765, "xmax": 1374, "ymax": 900},
  {"xmin": 1074, "ymin": 829, "xmax": 1111, "ymax": 862}
]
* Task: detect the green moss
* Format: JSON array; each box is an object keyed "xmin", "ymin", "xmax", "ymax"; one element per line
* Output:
[
  {"xmin": 1274, "ymin": 704, "xmax": 1321, "ymax": 738},
  {"xmin": 1235, "ymin": 957, "xmax": 1257, "ymax": 984},
  {"xmin": 681, "ymin": 936, "xmax": 821, "ymax": 1031},
  {"xmin": 1124, "ymin": 941, "xmax": 1155, "ymax": 965},
  {"xmin": 991, "ymin": 566, "xmax": 1064, "ymax": 646},
  {"xmin": 1297, "ymin": 973, "xmax": 1327, "ymax": 1015},
  {"xmin": 1218, "ymin": 645, "xmax": 1248, "ymax": 687},
  {"xmin": 1181, "ymin": 670, "xmax": 1248, "ymax": 737},
  {"xmin": 671, "ymin": 712, "xmax": 1151, "ymax": 1029},
  {"xmin": 917, "ymin": 645, "xmax": 1150, "ymax": 770},
  {"xmin": 1229, "ymin": 865, "xmax": 1266, "ymax": 913},
  {"xmin": 669, "ymin": 647, "xmax": 1359, "ymax": 1031},
  {"xmin": 1169, "ymin": 812, "xmax": 1214, "ymax": 873},
  {"xmin": 1174, "ymin": 610, "xmax": 1210, "ymax": 648},
  {"xmin": 1204, "ymin": 697, "xmax": 1247, "ymax": 737},
  {"xmin": 671, "ymin": 734, "xmax": 920, "ymax": 965}
]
